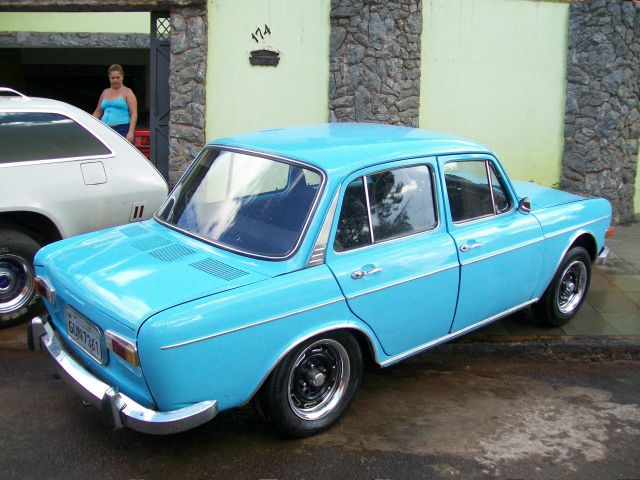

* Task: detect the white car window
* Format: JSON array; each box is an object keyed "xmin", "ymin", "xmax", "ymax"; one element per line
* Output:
[{"xmin": 0, "ymin": 112, "xmax": 111, "ymax": 163}]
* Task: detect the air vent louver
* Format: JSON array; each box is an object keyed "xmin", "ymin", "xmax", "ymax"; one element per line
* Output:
[
  {"xmin": 190, "ymin": 258, "xmax": 249, "ymax": 281},
  {"xmin": 132, "ymin": 236, "xmax": 172, "ymax": 252},
  {"xmin": 149, "ymin": 244, "xmax": 196, "ymax": 262}
]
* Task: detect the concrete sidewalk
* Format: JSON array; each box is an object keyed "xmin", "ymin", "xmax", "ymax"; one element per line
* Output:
[{"xmin": 1, "ymin": 224, "xmax": 638, "ymax": 352}]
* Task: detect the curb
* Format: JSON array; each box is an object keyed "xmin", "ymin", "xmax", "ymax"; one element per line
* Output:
[{"xmin": 436, "ymin": 335, "xmax": 640, "ymax": 361}]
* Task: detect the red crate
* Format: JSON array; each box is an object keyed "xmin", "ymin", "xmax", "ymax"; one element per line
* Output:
[{"xmin": 134, "ymin": 129, "xmax": 150, "ymax": 159}]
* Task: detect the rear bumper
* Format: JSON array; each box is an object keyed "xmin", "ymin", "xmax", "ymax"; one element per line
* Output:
[{"xmin": 29, "ymin": 316, "xmax": 218, "ymax": 435}]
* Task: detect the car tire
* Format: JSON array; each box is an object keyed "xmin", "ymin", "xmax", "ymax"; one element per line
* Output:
[
  {"xmin": 534, "ymin": 246, "xmax": 591, "ymax": 327},
  {"xmin": 258, "ymin": 331, "xmax": 362, "ymax": 438},
  {"xmin": 0, "ymin": 228, "xmax": 41, "ymax": 329}
]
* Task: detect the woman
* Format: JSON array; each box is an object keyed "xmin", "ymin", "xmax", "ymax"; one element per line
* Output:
[{"xmin": 93, "ymin": 64, "xmax": 138, "ymax": 142}]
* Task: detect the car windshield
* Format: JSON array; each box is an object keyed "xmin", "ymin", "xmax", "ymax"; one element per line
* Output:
[{"xmin": 157, "ymin": 147, "xmax": 322, "ymax": 258}]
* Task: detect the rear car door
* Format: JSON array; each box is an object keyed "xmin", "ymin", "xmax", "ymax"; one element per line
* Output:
[
  {"xmin": 438, "ymin": 154, "xmax": 545, "ymax": 332},
  {"xmin": 325, "ymin": 158, "xmax": 459, "ymax": 357}
]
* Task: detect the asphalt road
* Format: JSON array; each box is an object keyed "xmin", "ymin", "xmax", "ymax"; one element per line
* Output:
[{"xmin": 1, "ymin": 348, "xmax": 639, "ymax": 480}]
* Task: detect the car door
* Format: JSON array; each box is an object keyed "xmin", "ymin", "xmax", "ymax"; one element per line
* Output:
[
  {"xmin": 438, "ymin": 154, "xmax": 545, "ymax": 333},
  {"xmin": 325, "ymin": 159, "xmax": 459, "ymax": 357}
]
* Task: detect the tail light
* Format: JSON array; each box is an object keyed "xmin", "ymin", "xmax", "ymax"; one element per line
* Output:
[
  {"xmin": 606, "ymin": 226, "xmax": 615, "ymax": 238},
  {"xmin": 105, "ymin": 331, "xmax": 140, "ymax": 366}
]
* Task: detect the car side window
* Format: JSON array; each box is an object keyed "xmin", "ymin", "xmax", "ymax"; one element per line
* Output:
[
  {"xmin": 444, "ymin": 160, "xmax": 511, "ymax": 223},
  {"xmin": 334, "ymin": 165, "xmax": 437, "ymax": 252},
  {"xmin": 0, "ymin": 112, "xmax": 111, "ymax": 164},
  {"xmin": 334, "ymin": 178, "xmax": 372, "ymax": 252},
  {"xmin": 368, "ymin": 165, "xmax": 436, "ymax": 242}
]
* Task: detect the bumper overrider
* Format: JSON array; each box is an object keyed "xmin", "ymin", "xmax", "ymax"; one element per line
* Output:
[
  {"xmin": 596, "ymin": 246, "xmax": 610, "ymax": 265},
  {"xmin": 29, "ymin": 316, "xmax": 218, "ymax": 435}
]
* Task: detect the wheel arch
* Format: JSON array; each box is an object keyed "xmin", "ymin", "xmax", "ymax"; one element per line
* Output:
[
  {"xmin": 569, "ymin": 231, "xmax": 598, "ymax": 262},
  {"xmin": 0, "ymin": 210, "xmax": 63, "ymax": 246},
  {"xmin": 247, "ymin": 324, "xmax": 381, "ymax": 405}
]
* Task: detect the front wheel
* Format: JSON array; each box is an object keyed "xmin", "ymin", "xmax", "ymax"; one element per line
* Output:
[
  {"xmin": 257, "ymin": 331, "xmax": 362, "ymax": 438},
  {"xmin": 534, "ymin": 246, "xmax": 591, "ymax": 327},
  {"xmin": 0, "ymin": 228, "xmax": 41, "ymax": 328}
]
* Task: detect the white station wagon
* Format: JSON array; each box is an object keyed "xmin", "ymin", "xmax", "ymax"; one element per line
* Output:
[{"xmin": 0, "ymin": 88, "xmax": 168, "ymax": 327}]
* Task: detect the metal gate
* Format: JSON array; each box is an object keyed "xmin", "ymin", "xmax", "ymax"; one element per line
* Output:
[{"xmin": 150, "ymin": 12, "xmax": 170, "ymax": 180}]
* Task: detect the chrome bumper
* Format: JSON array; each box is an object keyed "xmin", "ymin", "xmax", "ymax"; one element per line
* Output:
[
  {"xmin": 596, "ymin": 246, "xmax": 610, "ymax": 265},
  {"xmin": 29, "ymin": 316, "xmax": 218, "ymax": 435}
]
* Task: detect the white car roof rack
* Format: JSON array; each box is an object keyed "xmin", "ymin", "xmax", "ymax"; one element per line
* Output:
[{"xmin": 0, "ymin": 87, "xmax": 29, "ymax": 99}]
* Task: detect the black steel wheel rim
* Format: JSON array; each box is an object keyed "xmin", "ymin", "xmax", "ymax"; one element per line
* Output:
[{"xmin": 287, "ymin": 338, "xmax": 350, "ymax": 421}]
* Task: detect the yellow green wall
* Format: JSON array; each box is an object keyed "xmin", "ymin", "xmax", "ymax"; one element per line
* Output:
[
  {"xmin": 0, "ymin": 12, "xmax": 149, "ymax": 33},
  {"xmin": 420, "ymin": 0, "xmax": 569, "ymax": 186},
  {"xmin": 206, "ymin": 0, "xmax": 330, "ymax": 139}
]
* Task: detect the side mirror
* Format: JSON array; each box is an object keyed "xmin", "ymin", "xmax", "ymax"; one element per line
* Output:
[{"xmin": 518, "ymin": 197, "xmax": 531, "ymax": 214}]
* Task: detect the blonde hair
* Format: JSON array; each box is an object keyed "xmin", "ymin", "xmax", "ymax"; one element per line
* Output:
[{"xmin": 107, "ymin": 64, "xmax": 124, "ymax": 76}]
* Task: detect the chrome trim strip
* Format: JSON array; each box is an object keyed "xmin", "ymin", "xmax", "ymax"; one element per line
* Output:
[
  {"xmin": 154, "ymin": 145, "xmax": 327, "ymax": 261},
  {"xmin": 0, "ymin": 153, "xmax": 115, "ymax": 168},
  {"xmin": 380, "ymin": 299, "xmax": 538, "ymax": 367},
  {"xmin": 362, "ymin": 174, "xmax": 375, "ymax": 244},
  {"xmin": 161, "ymin": 297, "xmax": 346, "ymax": 350},
  {"xmin": 485, "ymin": 160, "xmax": 497, "ymax": 212},
  {"xmin": 347, "ymin": 263, "xmax": 459, "ymax": 300},
  {"xmin": 460, "ymin": 237, "xmax": 544, "ymax": 266},
  {"xmin": 29, "ymin": 317, "xmax": 218, "ymax": 434},
  {"xmin": 544, "ymin": 215, "xmax": 610, "ymax": 240},
  {"xmin": 306, "ymin": 188, "xmax": 340, "ymax": 268}
]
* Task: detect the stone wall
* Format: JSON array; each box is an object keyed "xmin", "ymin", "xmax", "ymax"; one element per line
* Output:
[
  {"xmin": 0, "ymin": 32, "xmax": 149, "ymax": 48},
  {"xmin": 168, "ymin": 4, "xmax": 207, "ymax": 185},
  {"xmin": 329, "ymin": 0, "xmax": 422, "ymax": 127},
  {"xmin": 0, "ymin": 0, "xmax": 197, "ymax": 12},
  {"xmin": 562, "ymin": 0, "xmax": 640, "ymax": 224}
]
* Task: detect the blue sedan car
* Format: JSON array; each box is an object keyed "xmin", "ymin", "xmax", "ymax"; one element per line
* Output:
[{"xmin": 29, "ymin": 123, "xmax": 612, "ymax": 437}]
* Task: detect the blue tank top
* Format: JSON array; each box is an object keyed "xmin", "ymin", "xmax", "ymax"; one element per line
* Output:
[{"xmin": 101, "ymin": 94, "xmax": 130, "ymax": 126}]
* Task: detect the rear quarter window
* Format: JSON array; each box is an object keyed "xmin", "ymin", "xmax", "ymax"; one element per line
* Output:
[{"xmin": 0, "ymin": 111, "xmax": 111, "ymax": 164}]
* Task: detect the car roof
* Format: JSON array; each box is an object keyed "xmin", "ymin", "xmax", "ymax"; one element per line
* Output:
[
  {"xmin": 0, "ymin": 94, "xmax": 81, "ymax": 113},
  {"xmin": 212, "ymin": 123, "xmax": 493, "ymax": 177}
]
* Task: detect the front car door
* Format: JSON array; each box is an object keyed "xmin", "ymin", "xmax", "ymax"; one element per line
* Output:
[
  {"xmin": 325, "ymin": 158, "xmax": 459, "ymax": 358},
  {"xmin": 438, "ymin": 154, "xmax": 545, "ymax": 332}
]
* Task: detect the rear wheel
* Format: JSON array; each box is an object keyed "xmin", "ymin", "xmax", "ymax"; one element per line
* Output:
[
  {"xmin": 258, "ymin": 331, "xmax": 362, "ymax": 438},
  {"xmin": 0, "ymin": 228, "xmax": 41, "ymax": 328},
  {"xmin": 534, "ymin": 246, "xmax": 591, "ymax": 327}
]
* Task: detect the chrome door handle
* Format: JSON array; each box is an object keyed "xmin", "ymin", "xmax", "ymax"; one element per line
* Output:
[
  {"xmin": 351, "ymin": 266, "xmax": 383, "ymax": 280},
  {"xmin": 459, "ymin": 242, "xmax": 484, "ymax": 252}
]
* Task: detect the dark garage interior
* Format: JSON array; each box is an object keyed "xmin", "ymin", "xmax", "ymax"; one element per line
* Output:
[{"xmin": 0, "ymin": 47, "xmax": 150, "ymax": 127}]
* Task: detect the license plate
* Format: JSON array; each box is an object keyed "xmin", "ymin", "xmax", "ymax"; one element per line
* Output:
[{"xmin": 66, "ymin": 306, "xmax": 103, "ymax": 364}]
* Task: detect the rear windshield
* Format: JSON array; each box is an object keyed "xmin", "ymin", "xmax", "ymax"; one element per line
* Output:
[
  {"xmin": 0, "ymin": 111, "xmax": 111, "ymax": 163},
  {"xmin": 157, "ymin": 148, "xmax": 323, "ymax": 259}
]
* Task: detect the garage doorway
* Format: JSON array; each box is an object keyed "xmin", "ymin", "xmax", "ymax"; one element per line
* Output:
[{"xmin": 1, "ymin": 47, "xmax": 149, "ymax": 126}]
